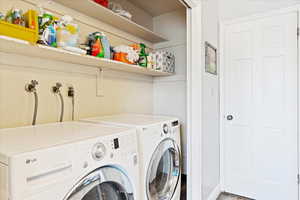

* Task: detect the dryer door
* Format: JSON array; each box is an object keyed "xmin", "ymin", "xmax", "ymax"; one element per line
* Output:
[
  {"xmin": 64, "ymin": 166, "xmax": 134, "ymax": 200},
  {"xmin": 146, "ymin": 138, "xmax": 181, "ymax": 200}
]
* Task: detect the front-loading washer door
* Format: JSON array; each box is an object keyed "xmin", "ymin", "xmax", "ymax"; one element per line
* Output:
[
  {"xmin": 64, "ymin": 166, "xmax": 134, "ymax": 200},
  {"xmin": 146, "ymin": 138, "xmax": 181, "ymax": 200}
]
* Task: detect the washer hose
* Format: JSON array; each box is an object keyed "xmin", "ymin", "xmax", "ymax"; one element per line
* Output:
[
  {"xmin": 58, "ymin": 91, "xmax": 64, "ymax": 122},
  {"xmin": 71, "ymin": 95, "xmax": 75, "ymax": 121},
  {"xmin": 68, "ymin": 86, "xmax": 75, "ymax": 121},
  {"xmin": 32, "ymin": 91, "xmax": 38, "ymax": 125}
]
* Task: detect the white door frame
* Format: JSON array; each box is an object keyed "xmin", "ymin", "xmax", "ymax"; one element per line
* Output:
[
  {"xmin": 219, "ymin": 6, "xmax": 300, "ymax": 192},
  {"xmin": 183, "ymin": 0, "xmax": 203, "ymax": 200}
]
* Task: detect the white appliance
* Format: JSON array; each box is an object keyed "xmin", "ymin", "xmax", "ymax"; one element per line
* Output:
[
  {"xmin": 0, "ymin": 122, "xmax": 139, "ymax": 200},
  {"xmin": 82, "ymin": 114, "xmax": 182, "ymax": 200}
]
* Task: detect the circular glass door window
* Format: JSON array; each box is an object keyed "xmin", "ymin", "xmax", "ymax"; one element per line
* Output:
[
  {"xmin": 146, "ymin": 138, "xmax": 181, "ymax": 200},
  {"xmin": 65, "ymin": 166, "xmax": 134, "ymax": 200},
  {"xmin": 82, "ymin": 181, "xmax": 129, "ymax": 200}
]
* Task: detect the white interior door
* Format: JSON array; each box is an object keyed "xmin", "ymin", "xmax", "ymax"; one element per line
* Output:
[{"xmin": 223, "ymin": 12, "xmax": 298, "ymax": 200}]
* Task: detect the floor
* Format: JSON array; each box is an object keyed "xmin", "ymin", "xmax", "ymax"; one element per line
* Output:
[
  {"xmin": 217, "ymin": 193, "xmax": 252, "ymax": 200},
  {"xmin": 181, "ymin": 174, "xmax": 187, "ymax": 199},
  {"xmin": 180, "ymin": 177, "xmax": 251, "ymax": 200}
]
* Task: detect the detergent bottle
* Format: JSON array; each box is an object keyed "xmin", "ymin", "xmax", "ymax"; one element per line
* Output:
[{"xmin": 100, "ymin": 33, "xmax": 111, "ymax": 59}]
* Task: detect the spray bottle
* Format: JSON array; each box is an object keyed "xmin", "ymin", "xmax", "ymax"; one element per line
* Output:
[{"xmin": 138, "ymin": 43, "xmax": 148, "ymax": 67}]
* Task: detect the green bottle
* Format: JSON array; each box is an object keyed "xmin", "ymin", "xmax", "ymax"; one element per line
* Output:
[{"xmin": 139, "ymin": 43, "xmax": 148, "ymax": 67}]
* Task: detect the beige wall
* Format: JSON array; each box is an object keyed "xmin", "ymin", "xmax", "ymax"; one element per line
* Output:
[{"xmin": 0, "ymin": 0, "xmax": 154, "ymax": 128}]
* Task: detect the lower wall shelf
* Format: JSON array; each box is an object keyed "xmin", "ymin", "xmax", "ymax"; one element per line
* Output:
[{"xmin": 0, "ymin": 37, "xmax": 173, "ymax": 77}]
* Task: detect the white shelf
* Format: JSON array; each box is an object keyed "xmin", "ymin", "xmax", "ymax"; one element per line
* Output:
[
  {"xmin": 52, "ymin": 0, "xmax": 168, "ymax": 43},
  {"xmin": 0, "ymin": 38, "xmax": 172, "ymax": 77}
]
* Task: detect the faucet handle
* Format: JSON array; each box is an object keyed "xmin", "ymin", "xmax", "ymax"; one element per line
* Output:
[
  {"xmin": 53, "ymin": 82, "xmax": 62, "ymax": 93},
  {"xmin": 25, "ymin": 80, "xmax": 38, "ymax": 92},
  {"xmin": 56, "ymin": 82, "xmax": 62, "ymax": 88},
  {"xmin": 31, "ymin": 80, "xmax": 39, "ymax": 86}
]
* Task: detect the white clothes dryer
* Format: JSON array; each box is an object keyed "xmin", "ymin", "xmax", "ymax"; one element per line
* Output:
[
  {"xmin": 0, "ymin": 122, "xmax": 139, "ymax": 200},
  {"xmin": 82, "ymin": 114, "xmax": 182, "ymax": 200}
]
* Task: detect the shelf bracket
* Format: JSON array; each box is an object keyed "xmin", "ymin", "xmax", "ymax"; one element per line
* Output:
[{"xmin": 96, "ymin": 68, "xmax": 104, "ymax": 97}]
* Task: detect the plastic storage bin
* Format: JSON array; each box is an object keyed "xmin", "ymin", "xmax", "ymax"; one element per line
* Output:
[
  {"xmin": 152, "ymin": 50, "xmax": 175, "ymax": 73},
  {"xmin": 0, "ymin": 10, "xmax": 38, "ymax": 43}
]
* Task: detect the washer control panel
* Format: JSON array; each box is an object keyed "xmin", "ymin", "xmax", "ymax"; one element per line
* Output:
[
  {"xmin": 112, "ymin": 138, "xmax": 120, "ymax": 149},
  {"xmin": 87, "ymin": 130, "xmax": 137, "ymax": 167},
  {"xmin": 91, "ymin": 137, "xmax": 122, "ymax": 161},
  {"xmin": 91, "ymin": 142, "xmax": 106, "ymax": 161}
]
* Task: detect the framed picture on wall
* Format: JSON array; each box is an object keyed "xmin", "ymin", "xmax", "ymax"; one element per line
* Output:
[{"xmin": 205, "ymin": 42, "xmax": 217, "ymax": 75}]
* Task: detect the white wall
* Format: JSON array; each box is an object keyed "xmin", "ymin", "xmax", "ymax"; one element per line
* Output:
[
  {"xmin": 152, "ymin": 9, "xmax": 188, "ymax": 173},
  {"xmin": 201, "ymin": 0, "xmax": 220, "ymax": 199},
  {"xmin": 219, "ymin": 0, "xmax": 300, "ymax": 20},
  {"xmin": 200, "ymin": 0, "xmax": 300, "ymax": 199}
]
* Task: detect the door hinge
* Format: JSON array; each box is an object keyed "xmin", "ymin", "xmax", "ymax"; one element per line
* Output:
[
  {"xmin": 297, "ymin": 27, "xmax": 300, "ymax": 38},
  {"xmin": 297, "ymin": 174, "xmax": 300, "ymax": 184}
]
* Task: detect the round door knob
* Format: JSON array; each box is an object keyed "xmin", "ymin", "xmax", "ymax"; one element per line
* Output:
[
  {"xmin": 227, "ymin": 115, "xmax": 234, "ymax": 121},
  {"xmin": 92, "ymin": 143, "xmax": 106, "ymax": 161}
]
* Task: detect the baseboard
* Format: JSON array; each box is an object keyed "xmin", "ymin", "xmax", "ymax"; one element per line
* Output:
[{"xmin": 206, "ymin": 184, "xmax": 221, "ymax": 200}]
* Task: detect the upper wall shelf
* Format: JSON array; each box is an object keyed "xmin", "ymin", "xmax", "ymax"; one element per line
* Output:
[
  {"xmin": 52, "ymin": 0, "xmax": 168, "ymax": 43},
  {"xmin": 0, "ymin": 37, "xmax": 172, "ymax": 76}
]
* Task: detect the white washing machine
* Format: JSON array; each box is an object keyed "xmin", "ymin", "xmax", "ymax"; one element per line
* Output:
[
  {"xmin": 0, "ymin": 122, "xmax": 139, "ymax": 200},
  {"xmin": 82, "ymin": 114, "xmax": 182, "ymax": 200}
]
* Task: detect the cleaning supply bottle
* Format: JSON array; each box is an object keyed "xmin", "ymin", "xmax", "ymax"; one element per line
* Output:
[
  {"xmin": 47, "ymin": 24, "xmax": 57, "ymax": 47},
  {"xmin": 92, "ymin": 34, "xmax": 105, "ymax": 58},
  {"xmin": 100, "ymin": 33, "xmax": 111, "ymax": 59},
  {"xmin": 139, "ymin": 43, "xmax": 148, "ymax": 67},
  {"xmin": 96, "ymin": 33, "xmax": 105, "ymax": 58},
  {"xmin": 91, "ymin": 36, "xmax": 101, "ymax": 57}
]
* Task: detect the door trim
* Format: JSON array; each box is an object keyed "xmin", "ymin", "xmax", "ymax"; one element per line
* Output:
[
  {"xmin": 219, "ymin": 8, "xmax": 300, "ymax": 193},
  {"xmin": 186, "ymin": 3, "xmax": 203, "ymax": 200}
]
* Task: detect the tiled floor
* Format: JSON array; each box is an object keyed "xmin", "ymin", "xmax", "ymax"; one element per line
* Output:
[{"xmin": 217, "ymin": 193, "xmax": 252, "ymax": 200}]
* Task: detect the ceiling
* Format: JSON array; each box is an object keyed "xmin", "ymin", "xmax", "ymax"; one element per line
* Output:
[{"xmin": 127, "ymin": 0, "xmax": 185, "ymax": 16}]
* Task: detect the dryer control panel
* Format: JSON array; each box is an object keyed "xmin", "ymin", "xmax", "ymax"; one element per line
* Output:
[
  {"xmin": 161, "ymin": 120, "xmax": 180, "ymax": 137},
  {"xmin": 172, "ymin": 120, "xmax": 179, "ymax": 127},
  {"xmin": 163, "ymin": 124, "xmax": 169, "ymax": 134}
]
